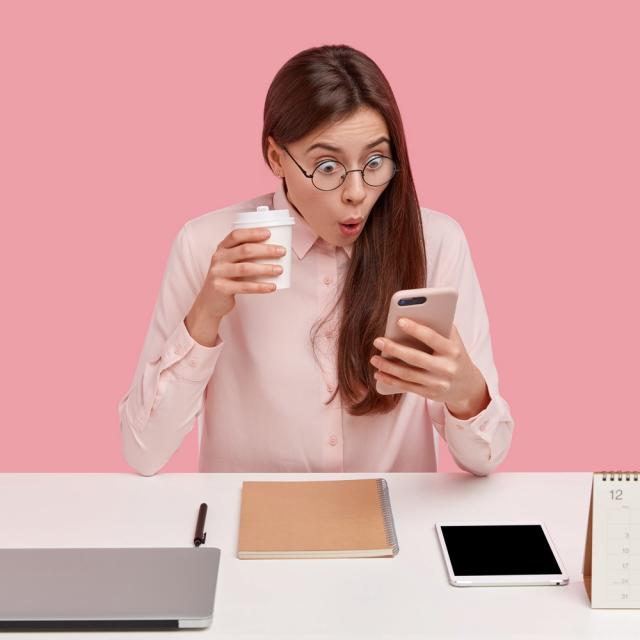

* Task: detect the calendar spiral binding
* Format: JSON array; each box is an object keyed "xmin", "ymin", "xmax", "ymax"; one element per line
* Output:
[
  {"xmin": 599, "ymin": 470, "xmax": 640, "ymax": 481},
  {"xmin": 376, "ymin": 478, "xmax": 400, "ymax": 555}
]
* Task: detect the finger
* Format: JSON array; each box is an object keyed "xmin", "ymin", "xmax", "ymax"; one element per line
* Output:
[
  {"xmin": 211, "ymin": 277, "xmax": 276, "ymax": 295},
  {"xmin": 213, "ymin": 261, "xmax": 283, "ymax": 279},
  {"xmin": 374, "ymin": 370, "xmax": 428, "ymax": 397},
  {"xmin": 373, "ymin": 337, "xmax": 449, "ymax": 377},
  {"xmin": 219, "ymin": 227, "xmax": 271, "ymax": 250},
  {"xmin": 235, "ymin": 280, "xmax": 277, "ymax": 294},
  {"xmin": 225, "ymin": 241, "xmax": 286, "ymax": 264},
  {"xmin": 396, "ymin": 317, "xmax": 452, "ymax": 355},
  {"xmin": 371, "ymin": 354, "xmax": 441, "ymax": 388}
]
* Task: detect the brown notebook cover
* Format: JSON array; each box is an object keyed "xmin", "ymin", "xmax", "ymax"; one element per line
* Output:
[{"xmin": 237, "ymin": 478, "xmax": 399, "ymax": 559}]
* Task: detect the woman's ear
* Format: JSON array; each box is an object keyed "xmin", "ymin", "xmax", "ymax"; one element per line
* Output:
[{"xmin": 266, "ymin": 135, "xmax": 284, "ymax": 177}]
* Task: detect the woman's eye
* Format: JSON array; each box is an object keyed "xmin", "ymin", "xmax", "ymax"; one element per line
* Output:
[
  {"xmin": 315, "ymin": 155, "xmax": 385, "ymax": 174},
  {"xmin": 317, "ymin": 160, "xmax": 339, "ymax": 173}
]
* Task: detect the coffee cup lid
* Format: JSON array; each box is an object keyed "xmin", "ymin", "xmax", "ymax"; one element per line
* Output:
[{"xmin": 233, "ymin": 205, "xmax": 295, "ymax": 228}]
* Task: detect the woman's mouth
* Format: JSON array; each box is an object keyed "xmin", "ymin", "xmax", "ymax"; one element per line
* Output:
[{"xmin": 338, "ymin": 220, "xmax": 363, "ymax": 236}]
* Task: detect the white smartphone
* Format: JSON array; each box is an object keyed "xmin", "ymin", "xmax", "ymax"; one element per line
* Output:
[
  {"xmin": 435, "ymin": 522, "xmax": 570, "ymax": 587},
  {"xmin": 375, "ymin": 287, "xmax": 458, "ymax": 396}
]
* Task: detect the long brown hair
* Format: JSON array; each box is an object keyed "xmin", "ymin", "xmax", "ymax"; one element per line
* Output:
[{"xmin": 261, "ymin": 45, "xmax": 427, "ymax": 415}]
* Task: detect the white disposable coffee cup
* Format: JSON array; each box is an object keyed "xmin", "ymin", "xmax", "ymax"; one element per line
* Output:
[{"xmin": 232, "ymin": 205, "xmax": 295, "ymax": 290}]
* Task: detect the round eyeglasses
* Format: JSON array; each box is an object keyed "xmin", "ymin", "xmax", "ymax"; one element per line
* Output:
[{"xmin": 281, "ymin": 145, "xmax": 399, "ymax": 191}]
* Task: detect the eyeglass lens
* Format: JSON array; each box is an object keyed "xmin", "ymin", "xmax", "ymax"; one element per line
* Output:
[{"xmin": 312, "ymin": 156, "xmax": 395, "ymax": 190}]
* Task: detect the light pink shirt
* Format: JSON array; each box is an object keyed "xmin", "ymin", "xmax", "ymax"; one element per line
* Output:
[{"xmin": 119, "ymin": 182, "xmax": 514, "ymax": 476}]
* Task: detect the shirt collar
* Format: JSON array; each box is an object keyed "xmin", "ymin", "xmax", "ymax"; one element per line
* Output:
[{"xmin": 272, "ymin": 180, "xmax": 353, "ymax": 260}]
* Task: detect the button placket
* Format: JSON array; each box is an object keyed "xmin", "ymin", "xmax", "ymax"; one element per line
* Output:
[
  {"xmin": 315, "ymin": 244, "xmax": 343, "ymax": 470},
  {"xmin": 317, "ymin": 247, "xmax": 339, "ymax": 398}
]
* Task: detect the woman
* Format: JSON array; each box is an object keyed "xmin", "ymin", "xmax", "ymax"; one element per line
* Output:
[{"xmin": 118, "ymin": 44, "xmax": 514, "ymax": 476}]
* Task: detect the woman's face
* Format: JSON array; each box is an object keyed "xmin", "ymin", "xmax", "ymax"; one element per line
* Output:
[{"xmin": 267, "ymin": 106, "xmax": 393, "ymax": 248}]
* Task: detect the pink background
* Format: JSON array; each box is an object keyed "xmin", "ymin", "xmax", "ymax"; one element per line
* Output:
[{"xmin": 1, "ymin": 1, "xmax": 638, "ymax": 473}]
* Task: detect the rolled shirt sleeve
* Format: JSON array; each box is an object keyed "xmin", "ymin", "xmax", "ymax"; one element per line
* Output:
[
  {"xmin": 118, "ymin": 224, "xmax": 223, "ymax": 476},
  {"xmin": 426, "ymin": 214, "xmax": 515, "ymax": 476}
]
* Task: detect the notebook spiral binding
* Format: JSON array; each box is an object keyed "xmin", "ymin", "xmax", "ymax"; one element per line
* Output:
[
  {"xmin": 599, "ymin": 470, "xmax": 640, "ymax": 481},
  {"xmin": 376, "ymin": 478, "xmax": 400, "ymax": 555}
]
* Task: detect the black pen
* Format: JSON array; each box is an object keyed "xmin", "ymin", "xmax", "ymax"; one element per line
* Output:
[{"xmin": 193, "ymin": 503, "xmax": 208, "ymax": 547}]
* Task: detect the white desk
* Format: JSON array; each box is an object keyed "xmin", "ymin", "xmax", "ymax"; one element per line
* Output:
[{"xmin": 0, "ymin": 472, "xmax": 638, "ymax": 639}]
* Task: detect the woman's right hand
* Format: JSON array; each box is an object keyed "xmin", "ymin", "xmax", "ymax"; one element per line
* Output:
[{"xmin": 185, "ymin": 227, "xmax": 285, "ymax": 345}]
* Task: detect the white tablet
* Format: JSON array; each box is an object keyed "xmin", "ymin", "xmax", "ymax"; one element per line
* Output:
[{"xmin": 435, "ymin": 522, "xmax": 569, "ymax": 587}]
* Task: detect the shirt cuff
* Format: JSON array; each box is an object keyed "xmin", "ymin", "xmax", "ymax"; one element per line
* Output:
[
  {"xmin": 161, "ymin": 319, "xmax": 223, "ymax": 382},
  {"xmin": 441, "ymin": 384, "xmax": 514, "ymax": 475},
  {"xmin": 443, "ymin": 388, "xmax": 500, "ymax": 435}
]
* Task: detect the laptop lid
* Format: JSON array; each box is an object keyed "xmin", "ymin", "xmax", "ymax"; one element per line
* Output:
[{"xmin": 0, "ymin": 547, "xmax": 220, "ymax": 631}]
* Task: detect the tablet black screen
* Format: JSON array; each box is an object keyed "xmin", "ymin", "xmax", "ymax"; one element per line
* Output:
[{"xmin": 440, "ymin": 525, "xmax": 562, "ymax": 576}]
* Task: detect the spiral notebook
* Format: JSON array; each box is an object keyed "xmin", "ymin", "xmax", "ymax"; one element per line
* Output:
[
  {"xmin": 237, "ymin": 478, "xmax": 399, "ymax": 559},
  {"xmin": 583, "ymin": 471, "xmax": 640, "ymax": 608}
]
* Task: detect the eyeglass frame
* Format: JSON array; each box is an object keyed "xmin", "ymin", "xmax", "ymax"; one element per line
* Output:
[{"xmin": 280, "ymin": 144, "xmax": 399, "ymax": 191}]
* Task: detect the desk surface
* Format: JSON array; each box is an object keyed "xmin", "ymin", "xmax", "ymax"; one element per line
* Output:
[{"xmin": 0, "ymin": 472, "xmax": 638, "ymax": 639}]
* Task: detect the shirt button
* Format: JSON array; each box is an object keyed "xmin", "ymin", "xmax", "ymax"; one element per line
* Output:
[
  {"xmin": 326, "ymin": 384, "xmax": 335, "ymax": 393},
  {"xmin": 188, "ymin": 359, "xmax": 197, "ymax": 368},
  {"xmin": 328, "ymin": 435, "xmax": 338, "ymax": 446},
  {"xmin": 323, "ymin": 276, "xmax": 332, "ymax": 286},
  {"xmin": 479, "ymin": 422, "xmax": 488, "ymax": 431}
]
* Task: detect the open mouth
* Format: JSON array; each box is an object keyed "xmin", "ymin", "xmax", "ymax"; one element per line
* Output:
[{"xmin": 339, "ymin": 221, "xmax": 362, "ymax": 236}]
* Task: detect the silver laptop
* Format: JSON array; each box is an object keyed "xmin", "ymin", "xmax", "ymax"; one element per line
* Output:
[{"xmin": 0, "ymin": 547, "xmax": 221, "ymax": 631}]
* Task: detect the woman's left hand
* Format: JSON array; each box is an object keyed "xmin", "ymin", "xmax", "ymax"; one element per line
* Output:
[{"xmin": 370, "ymin": 317, "xmax": 490, "ymax": 419}]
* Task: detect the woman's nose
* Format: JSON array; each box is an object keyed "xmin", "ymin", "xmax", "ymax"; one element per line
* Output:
[{"xmin": 341, "ymin": 170, "xmax": 367, "ymax": 197}]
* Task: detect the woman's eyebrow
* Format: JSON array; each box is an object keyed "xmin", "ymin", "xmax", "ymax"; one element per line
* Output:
[{"xmin": 305, "ymin": 136, "xmax": 390, "ymax": 154}]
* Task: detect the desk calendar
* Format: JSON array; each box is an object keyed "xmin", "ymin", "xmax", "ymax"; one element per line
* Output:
[{"xmin": 583, "ymin": 471, "xmax": 640, "ymax": 608}]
